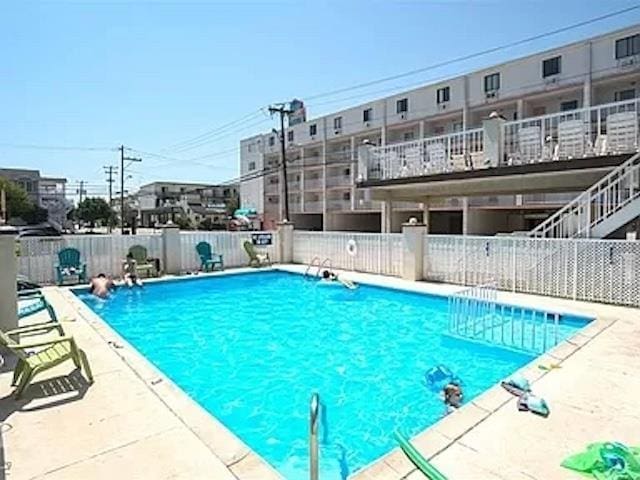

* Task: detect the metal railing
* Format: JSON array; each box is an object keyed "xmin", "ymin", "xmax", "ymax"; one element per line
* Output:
[
  {"xmin": 530, "ymin": 152, "xmax": 640, "ymax": 238},
  {"xmin": 326, "ymin": 199, "xmax": 352, "ymax": 211},
  {"xmin": 304, "ymin": 178, "xmax": 324, "ymax": 190},
  {"xmin": 503, "ymin": 98, "xmax": 640, "ymax": 166},
  {"xmin": 448, "ymin": 282, "xmax": 561, "ymax": 354},
  {"xmin": 326, "ymin": 175, "xmax": 352, "ymax": 188},
  {"xmin": 304, "ymin": 201, "xmax": 323, "ymax": 213},
  {"xmin": 309, "ymin": 393, "xmax": 320, "ymax": 480},
  {"xmin": 367, "ymin": 128, "xmax": 484, "ymax": 180}
]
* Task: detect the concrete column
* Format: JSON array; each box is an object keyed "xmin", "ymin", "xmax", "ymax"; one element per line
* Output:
[
  {"xmin": 583, "ymin": 41, "xmax": 592, "ymax": 108},
  {"xmin": 419, "ymin": 120, "xmax": 425, "ymax": 139},
  {"xmin": 350, "ymin": 136, "xmax": 356, "ymax": 210},
  {"xmin": 0, "ymin": 226, "xmax": 18, "ymax": 331},
  {"xmin": 401, "ymin": 222, "xmax": 426, "ymax": 281},
  {"xmin": 516, "ymin": 99, "xmax": 525, "ymax": 120},
  {"xmin": 277, "ymin": 221, "xmax": 294, "ymax": 264},
  {"xmin": 161, "ymin": 223, "xmax": 181, "ymax": 274},
  {"xmin": 422, "ymin": 199, "xmax": 430, "ymax": 232},
  {"xmin": 462, "ymin": 75, "xmax": 470, "ymax": 131},
  {"xmin": 462, "ymin": 197, "xmax": 470, "ymax": 236},
  {"xmin": 381, "ymin": 199, "xmax": 392, "ymax": 233},
  {"xmin": 482, "ymin": 115, "xmax": 506, "ymax": 168},
  {"xmin": 381, "ymin": 126, "xmax": 387, "ymax": 146}
]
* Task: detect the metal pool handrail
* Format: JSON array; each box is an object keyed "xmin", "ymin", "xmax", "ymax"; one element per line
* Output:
[{"xmin": 309, "ymin": 392, "xmax": 320, "ymax": 480}]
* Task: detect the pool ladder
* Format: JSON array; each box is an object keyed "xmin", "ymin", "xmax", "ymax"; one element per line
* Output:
[
  {"xmin": 309, "ymin": 392, "xmax": 320, "ymax": 480},
  {"xmin": 305, "ymin": 257, "xmax": 332, "ymax": 278}
]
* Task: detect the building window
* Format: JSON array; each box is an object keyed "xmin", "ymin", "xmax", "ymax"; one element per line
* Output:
[
  {"xmin": 542, "ymin": 56, "xmax": 561, "ymax": 77},
  {"xmin": 247, "ymin": 144, "xmax": 253, "ymax": 153},
  {"xmin": 403, "ymin": 131, "xmax": 414, "ymax": 141},
  {"xmin": 436, "ymin": 86, "xmax": 450, "ymax": 104},
  {"xmin": 396, "ymin": 98, "xmax": 408, "ymax": 114},
  {"xmin": 309, "ymin": 124, "xmax": 317, "ymax": 136},
  {"xmin": 560, "ymin": 100, "xmax": 578, "ymax": 112},
  {"xmin": 484, "ymin": 73, "xmax": 500, "ymax": 92},
  {"xmin": 615, "ymin": 34, "xmax": 640, "ymax": 59},
  {"xmin": 287, "ymin": 130, "xmax": 294, "ymax": 142},
  {"xmin": 334, "ymin": 117, "xmax": 342, "ymax": 130},
  {"xmin": 269, "ymin": 136, "xmax": 275, "ymax": 146},
  {"xmin": 363, "ymin": 108, "xmax": 372, "ymax": 122},
  {"xmin": 342, "ymin": 191, "xmax": 351, "ymax": 201},
  {"xmin": 615, "ymin": 89, "xmax": 636, "ymax": 102},
  {"xmin": 248, "ymin": 161, "xmax": 256, "ymax": 171}
]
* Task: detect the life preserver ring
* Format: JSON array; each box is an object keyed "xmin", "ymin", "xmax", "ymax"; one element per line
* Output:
[{"xmin": 346, "ymin": 239, "xmax": 357, "ymax": 257}]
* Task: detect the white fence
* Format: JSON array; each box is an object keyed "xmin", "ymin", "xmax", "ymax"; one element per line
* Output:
[
  {"xmin": 18, "ymin": 234, "xmax": 163, "ymax": 284},
  {"xmin": 293, "ymin": 231, "xmax": 403, "ymax": 276},
  {"xmin": 425, "ymin": 235, "xmax": 640, "ymax": 307},
  {"xmin": 179, "ymin": 231, "xmax": 279, "ymax": 272}
]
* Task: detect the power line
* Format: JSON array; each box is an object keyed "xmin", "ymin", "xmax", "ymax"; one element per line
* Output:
[
  {"xmin": 0, "ymin": 143, "xmax": 116, "ymax": 152},
  {"xmin": 103, "ymin": 165, "xmax": 118, "ymax": 232},
  {"xmin": 162, "ymin": 109, "xmax": 267, "ymax": 153},
  {"xmin": 303, "ymin": 5, "xmax": 640, "ymax": 102}
]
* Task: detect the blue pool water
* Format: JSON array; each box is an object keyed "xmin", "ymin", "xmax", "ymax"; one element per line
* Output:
[{"xmin": 76, "ymin": 271, "xmax": 588, "ymax": 479}]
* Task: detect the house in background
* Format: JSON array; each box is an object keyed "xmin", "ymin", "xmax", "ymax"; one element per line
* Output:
[
  {"xmin": 0, "ymin": 167, "xmax": 71, "ymax": 227},
  {"xmin": 137, "ymin": 181, "xmax": 239, "ymax": 229}
]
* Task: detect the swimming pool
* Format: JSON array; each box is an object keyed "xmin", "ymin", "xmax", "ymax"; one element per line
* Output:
[{"xmin": 76, "ymin": 271, "xmax": 589, "ymax": 479}]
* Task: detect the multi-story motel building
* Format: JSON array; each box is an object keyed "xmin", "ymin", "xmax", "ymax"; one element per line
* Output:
[{"xmin": 240, "ymin": 24, "xmax": 640, "ymax": 234}]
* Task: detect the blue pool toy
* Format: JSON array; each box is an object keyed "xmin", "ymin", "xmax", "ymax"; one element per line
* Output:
[{"xmin": 425, "ymin": 365, "xmax": 460, "ymax": 392}]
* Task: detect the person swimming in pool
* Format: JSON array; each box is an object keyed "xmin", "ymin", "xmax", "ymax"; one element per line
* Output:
[
  {"xmin": 89, "ymin": 273, "xmax": 114, "ymax": 298},
  {"xmin": 442, "ymin": 382, "xmax": 463, "ymax": 414},
  {"xmin": 320, "ymin": 269, "xmax": 356, "ymax": 290}
]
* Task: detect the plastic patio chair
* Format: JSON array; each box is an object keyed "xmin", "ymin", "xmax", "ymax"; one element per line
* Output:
[
  {"xmin": 55, "ymin": 248, "xmax": 87, "ymax": 286},
  {"xmin": 195, "ymin": 241, "xmax": 224, "ymax": 272},
  {"xmin": 243, "ymin": 241, "xmax": 271, "ymax": 267},
  {"xmin": 0, "ymin": 330, "xmax": 92, "ymax": 398},
  {"xmin": 127, "ymin": 245, "xmax": 158, "ymax": 278},
  {"xmin": 17, "ymin": 294, "xmax": 65, "ymax": 335}
]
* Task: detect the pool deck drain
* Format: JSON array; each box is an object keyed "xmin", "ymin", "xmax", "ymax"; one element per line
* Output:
[{"xmin": 1, "ymin": 265, "xmax": 638, "ymax": 479}]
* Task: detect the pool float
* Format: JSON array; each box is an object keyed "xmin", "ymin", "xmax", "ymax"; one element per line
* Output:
[
  {"xmin": 562, "ymin": 442, "xmax": 640, "ymax": 478},
  {"xmin": 425, "ymin": 365, "xmax": 460, "ymax": 392},
  {"xmin": 395, "ymin": 430, "xmax": 448, "ymax": 480},
  {"xmin": 346, "ymin": 239, "xmax": 357, "ymax": 257}
]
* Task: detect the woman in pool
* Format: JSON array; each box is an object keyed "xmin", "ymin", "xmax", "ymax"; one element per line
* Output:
[{"xmin": 123, "ymin": 253, "xmax": 143, "ymax": 288}]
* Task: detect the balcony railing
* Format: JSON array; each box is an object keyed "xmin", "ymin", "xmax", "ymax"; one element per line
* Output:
[
  {"xmin": 288, "ymin": 181, "xmax": 301, "ymax": 191},
  {"xmin": 503, "ymin": 98, "xmax": 640, "ymax": 165},
  {"xmin": 363, "ymin": 99, "xmax": 640, "ymax": 183},
  {"xmin": 304, "ymin": 155, "xmax": 324, "ymax": 166},
  {"xmin": 326, "ymin": 150, "xmax": 352, "ymax": 165},
  {"xmin": 326, "ymin": 175, "xmax": 352, "ymax": 188},
  {"xmin": 366, "ymin": 129, "xmax": 485, "ymax": 181},
  {"xmin": 264, "ymin": 183, "xmax": 279, "ymax": 194},
  {"xmin": 304, "ymin": 178, "xmax": 324, "ymax": 190},
  {"xmin": 327, "ymin": 199, "xmax": 352, "ymax": 211},
  {"xmin": 304, "ymin": 201, "xmax": 323, "ymax": 213}
]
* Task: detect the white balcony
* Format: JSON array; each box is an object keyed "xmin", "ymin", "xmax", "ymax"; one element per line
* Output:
[
  {"xmin": 264, "ymin": 183, "xmax": 279, "ymax": 194},
  {"xmin": 503, "ymin": 98, "xmax": 639, "ymax": 165},
  {"xmin": 288, "ymin": 180, "xmax": 301, "ymax": 191},
  {"xmin": 304, "ymin": 178, "xmax": 324, "ymax": 190},
  {"xmin": 326, "ymin": 175, "xmax": 352, "ymax": 188},
  {"xmin": 327, "ymin": 199, "xmax": 352, "ymax": 211},
  {"xmin": 304, "ymin": 155, "xmax": 323, "ymax": 167},
  {"xmin": 304, "ymin": 201, "xmax": 323, "ymax": 213}
]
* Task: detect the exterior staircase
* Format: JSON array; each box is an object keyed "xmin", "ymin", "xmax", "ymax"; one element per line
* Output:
[{"xmin": 530, "ymin": 152, "xmax": 640, "ymax": 239}]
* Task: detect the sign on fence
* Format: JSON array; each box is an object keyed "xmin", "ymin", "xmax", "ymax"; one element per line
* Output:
[{"xmin": 252, "ymin": 233, "xmax": 273, "ymax": 246}]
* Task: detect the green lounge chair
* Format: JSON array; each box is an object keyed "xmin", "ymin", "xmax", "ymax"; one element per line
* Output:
[
  {"xmin": 127, "ymin": 245, "xmax": 158, "ymax": 278},
  {"xmin": 55, "ymin": 248, "xmax": 87, "ymax": 285},
  {"xmin": 196, "ymin": 241, "xmax": 224, "ymax": 272},
  {"xmin": 395, "ymin": 430, "xmax": 448, "ymax": 480},
  {"xmin": 0, "ymin": 329, "xmax": 92, "ymax": 398},
  {"xmin": 243, "ymin": 241, "xmax": 271, "ymax": 267},
  {"xmin": 17, "ymin": 295, "xmax": 65, "ymax": 334}
]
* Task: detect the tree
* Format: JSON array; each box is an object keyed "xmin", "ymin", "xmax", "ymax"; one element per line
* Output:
[
  {"xmin": 224, "ymin": 192, "xmax": 239, "ymax": 217},
  {"xmin": 75, "ymin": 197, "xmax": 115, "ymax": 229},
  {"xmin": 0, "ymin": 177, "xmax": 37, "ymax": 220},
  {"xmin": 174, "ymin": 216, "xmax": 192, "ymax": 230}
]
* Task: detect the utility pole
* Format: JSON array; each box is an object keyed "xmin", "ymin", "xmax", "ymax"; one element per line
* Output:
[
  {"xmin": 103, "ymin": 165, "xmax": 117, "ymax": 232},
  {"xmin": 118, "ymin": 145, "xmax": 142, "ymax": 234},
  {"xmin": 76, "ymin": 180, "xmax": 86, "ymax": 204},
  {"xmin": 268, "ymin": 104, "xmax": 293, "ymax": 222}
]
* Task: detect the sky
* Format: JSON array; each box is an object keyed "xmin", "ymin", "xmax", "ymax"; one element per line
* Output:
[{"xmin": 1, "ymin": 0, "xmax": 639, "ymax": 200}]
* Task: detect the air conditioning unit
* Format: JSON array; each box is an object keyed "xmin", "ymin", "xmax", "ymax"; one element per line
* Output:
[
  {"xmin": 485, "ymin": 90, "xmax": 498, "ymax": 100},
  {"xmin": 437, "ymin": 102, "xmax": 448, "ymax": 111},
  {"xmin": 618, "ymin": 56, "xmax": 639, "ymax": 68},
  {"xmin": 334, "ymin": 129, "xmax": 342, "ymax": 135},
  {"xmin": 399, "ymin": 112, "xmax": 407, "ymax": 119},
  {"xmin": 364, "ymin": 122, "xmax": 371, "ymax": 128},
  {"xmin": 544, "ymin": 76, "xmax": 558, "ymax": 86},
  {"xmin": 310, "ymin": 135, "xmax": 316, "ymax": 140}
]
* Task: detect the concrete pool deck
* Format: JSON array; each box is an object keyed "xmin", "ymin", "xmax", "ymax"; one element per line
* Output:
[{"xmin": 1, "ymin": 265, "xmax": 638, "ymax": 479}]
